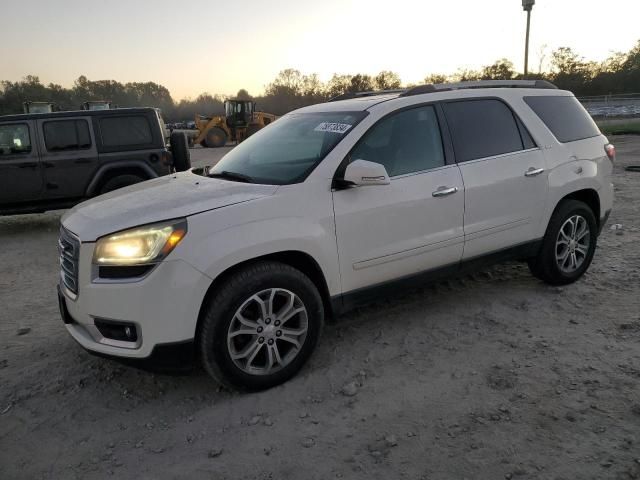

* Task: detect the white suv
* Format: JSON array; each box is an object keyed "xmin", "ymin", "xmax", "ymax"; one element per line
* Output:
[{"xmin": 58, "ymin": 80, "xmax": 614, "ymax": 390}]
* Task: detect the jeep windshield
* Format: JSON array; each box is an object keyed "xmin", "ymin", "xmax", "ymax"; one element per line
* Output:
[{"xmin": 208, "ymin": 111, "xmax": 367, "ymax": 185}]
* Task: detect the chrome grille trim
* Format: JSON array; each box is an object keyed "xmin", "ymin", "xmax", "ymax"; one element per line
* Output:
[{"xmin": 59, "ymin": 227, "xmax": 80, "ymax": 295}]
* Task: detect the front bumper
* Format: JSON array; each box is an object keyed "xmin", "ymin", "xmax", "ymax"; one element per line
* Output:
[
  {"xmin": 59, "ymin": 287, "xmax": 196, "ymax": 369},
  {"xmin": 58, "ymin": 240, "xmax": 211, "ymax": 360}
]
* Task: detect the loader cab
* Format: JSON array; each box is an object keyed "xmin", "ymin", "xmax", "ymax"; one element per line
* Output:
[{"xmin": 224, "ymin": 100, "xmax": 255, "ymax": 129}]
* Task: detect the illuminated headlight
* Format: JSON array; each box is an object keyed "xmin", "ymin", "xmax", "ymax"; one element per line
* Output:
[{"xmin": 93, "ymin": 219, "xmax": 187, "ymax": 266}]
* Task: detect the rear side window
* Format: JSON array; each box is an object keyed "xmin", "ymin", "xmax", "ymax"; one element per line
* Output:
[
  {"xmin": 0, "ymin": 123, "xmax": 32, "ymax": 155},
  {"xmin": 524, "ymin": 96, "xmax": 600, "ymax": 143},
  {"xmin": 99, "ymin": 115, "xmax": 153, "ymax": 147},
  {"xmin": 44, "ymin": 120, "xmax": 91, "ymax": 151},
  {"xmin": 443, "ymin": 99, "xmax": 525, "ymax": 162}
]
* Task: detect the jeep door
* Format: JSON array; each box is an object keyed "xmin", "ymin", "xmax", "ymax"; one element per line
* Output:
[
  {"xmin": 0, "ymin": 120, "xmax": 43, "ymax": 204},
  {"xmin": 36, "ymin": 117, "xmax": 98, "ymax": 199},
  {"xmin": 332, "ymin": 104, "xmax": 465, "ymax": 295},
  {"xmin": 441, "ymin": 99, "xmax": 548, "ymax": 259}
]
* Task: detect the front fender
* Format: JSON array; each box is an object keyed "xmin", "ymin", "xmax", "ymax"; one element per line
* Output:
[{"xmin": 175, "ymin": 187, "xmax": 340, "ymax": 296}]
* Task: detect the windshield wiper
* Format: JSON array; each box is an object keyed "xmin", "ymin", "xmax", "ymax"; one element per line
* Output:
[{"xmin": 208, "ymin": 170, "xmax": 254, "ymax": 183}]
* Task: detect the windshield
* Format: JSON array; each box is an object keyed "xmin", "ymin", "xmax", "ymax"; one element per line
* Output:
[{"xmin": 209, "ymin": 111, "xmax": 367, "ymax": 184}]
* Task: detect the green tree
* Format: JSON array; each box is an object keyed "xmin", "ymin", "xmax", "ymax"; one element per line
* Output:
[
  {"xmin": 374, "ymin": 71, "xmax": 402, "ymax": 90},
  {"xmin": 235, "ymin": 89, "xmax": 252, "ymax": 100},
  {"xmin": 326, "ymin": 74, "xmax": 352, "ymax": 98},
  {"xmin": 348, "ymin": 74, "xmax": 374, "ymax": 93},
  {"xmin": 423, "ymin": 73, "xmax": 448, "ymax": 85},
  {"xmin": 480, "ymin": 59, "xmax": 516, "ymax": 80}
]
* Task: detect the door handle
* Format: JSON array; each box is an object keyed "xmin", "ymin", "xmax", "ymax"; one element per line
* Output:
[
  {"xmin": 74, "ymin": 158, "xmax": 91, "ymax": 164},
  {"xmin": 432, "ymin": 186, "xmax": 458, "ymax": 197},
  {"xmin": 18, "ymin": 162, "xmax": 38, "ymax": 168},
  {"xmin": 524, "ymin": 167, "xmax": 545, "ymax": 177}
]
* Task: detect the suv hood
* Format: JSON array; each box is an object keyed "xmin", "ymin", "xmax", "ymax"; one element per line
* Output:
[{"xmin": 62, "ymin": 171, "xmax": 278, "ymax": 241}]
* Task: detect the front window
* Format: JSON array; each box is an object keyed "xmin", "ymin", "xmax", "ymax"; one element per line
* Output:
[
  {"xmin": 210, "ymin": 111, "xmax": 367, "ymax": 184},
  {"xmin": 0, "ymin": 123, "xmax": 32, "ymax": 155}
]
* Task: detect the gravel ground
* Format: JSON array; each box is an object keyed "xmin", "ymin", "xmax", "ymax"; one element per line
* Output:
[{"xmin": 1, "ymin": 138, "xmax": 639, "ymax": 480}]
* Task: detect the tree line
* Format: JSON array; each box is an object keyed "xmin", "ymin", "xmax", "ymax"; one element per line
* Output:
[{"xmin": 1, "ymin": 41, "xmax": 638, "ymax": 120}]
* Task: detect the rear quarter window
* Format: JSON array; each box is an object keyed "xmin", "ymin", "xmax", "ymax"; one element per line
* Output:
[
  {"xmin": 99, "ymin": 115, "xmax": 153, "ymax": 147},
  {"xmin": 524, "ymin": 96, "xmax": 600, "ymax": 143}
]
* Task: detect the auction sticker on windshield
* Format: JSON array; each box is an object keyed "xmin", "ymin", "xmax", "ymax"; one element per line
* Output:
[{"xmin": 314, "ymin": 122, "xmax": 352, "ymax": 134}]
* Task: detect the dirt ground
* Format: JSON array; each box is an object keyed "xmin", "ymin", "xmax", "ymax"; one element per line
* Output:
[{"xmin": 1, "ymin": 138, "xmax": 639, "ymax": 480}]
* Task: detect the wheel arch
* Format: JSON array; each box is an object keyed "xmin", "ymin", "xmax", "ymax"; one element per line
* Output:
[
  {"xmin": 555, "ymin": 188, "xmax": 601, "ymax": 228},
  {"xmin": 194, "ymin": 250, "xmax": 333, "ymax": 345},
  {"xmin": 86, "ymin": 161, "xmax": 158, "ymax": 196}
]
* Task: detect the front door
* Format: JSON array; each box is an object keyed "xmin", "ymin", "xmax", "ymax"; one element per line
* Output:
[
  {"xmin": 0, "ymin": 120, "xmax": 43, "ymax": 204},
  {"xmin": 332, "ymin": 104, "xmax": 465, "ymax": 295},
  {"xmin": 441, "ymin": 98, "xmax": 548, "ymax": 259},
  {"xmin": 36, "ymin": 117, "xmax": 99, "ymax": 199}
]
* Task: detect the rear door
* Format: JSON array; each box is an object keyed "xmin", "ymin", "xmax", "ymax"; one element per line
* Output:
[
  {"xmin": 37, "ymin": 117, "xmax": 98, "ymax": 199},
  {"xmin": 442, "ymin": 98, "xmax": 548, "ymax": 259},
  {"xmin": 0, "ymin": 120, "xmax": 43, "ymax": 204}
]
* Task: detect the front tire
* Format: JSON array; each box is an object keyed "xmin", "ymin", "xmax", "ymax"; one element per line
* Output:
[
  {"xmin": 528, "ymin": 199, "xmax": 598, "ymax": 285},
  {"xmin": 199, "ymin": 261, "xmax": 324, "ymax": 391},
  {"xmin": 204, "ymin": 127, "xmax": 227, "ymax": 148},
  {"xmin": 246, "ymin": 123, "xmax": 263, "ymax": 138}
]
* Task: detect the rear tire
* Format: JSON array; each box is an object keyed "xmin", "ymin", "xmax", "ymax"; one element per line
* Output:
[
  {"xmin": 170, "ymin": 132, "xmax": 191, "ymax": 171},
  {"xmin": 204, "ymin": 127, "xmax": 227, "ymax": 148},
  {"xmin": 99, "ymin": 174, "xmax": 145, "ymax": 195},
  {"xmin": 528, "ymin": 199, "xmax": 598, "ymax": 285},
  {"xmin": 199, "ymin": 261, "xmax": 324, "ymax": 391}
]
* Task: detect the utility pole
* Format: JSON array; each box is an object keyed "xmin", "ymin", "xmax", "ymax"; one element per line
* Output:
[{"xmin": 522, "ymin": 0, "xmax": 535, "ymax": 77}]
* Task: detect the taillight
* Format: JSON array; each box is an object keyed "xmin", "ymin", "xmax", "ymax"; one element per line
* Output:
[{"xmin": 604, "ymin": 143, "xmax": 615, "ymax": 161}]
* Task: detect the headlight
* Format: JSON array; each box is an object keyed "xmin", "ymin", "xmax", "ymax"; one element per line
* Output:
[{"xmin": 93, "ymin": 219, "xmax": 187, "ymax": 266}]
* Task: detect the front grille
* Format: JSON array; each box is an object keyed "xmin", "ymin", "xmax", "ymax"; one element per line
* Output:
[{"xmin": 59, "ymin": 227, "xmax": 80, "ymax": 295}]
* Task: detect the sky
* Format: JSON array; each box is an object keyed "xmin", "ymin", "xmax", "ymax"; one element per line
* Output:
[{"xmin": 1, "ymin": 0, "xmax": 638, "ymax": 100}]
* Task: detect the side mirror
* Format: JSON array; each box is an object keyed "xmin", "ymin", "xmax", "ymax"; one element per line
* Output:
[{"xmin": 342, "ymin": 159, "xmax": 390, "ymax": 187}]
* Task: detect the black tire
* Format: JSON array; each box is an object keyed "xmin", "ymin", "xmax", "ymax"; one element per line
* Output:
[
  {"xmin": 170, "ymin": 132, "xmax": 191, "ymax": 171},
  {"xmin": 99, "ymin": 174, "xmax": 145, "ymax": 195},
  {"xmin": 204, "ymin": 127, "xmax": 227, "ymax": 148},
  {"xmin": 199, "ymin": 261, "xmax": 324, "ymax": 391},
  {"xmin": 246, "ymin": 123, "xmax": 263, "ymax": 138},
  {"xmin": 528, "ymin": 199, "xmax": 598, "ymax": 285}
]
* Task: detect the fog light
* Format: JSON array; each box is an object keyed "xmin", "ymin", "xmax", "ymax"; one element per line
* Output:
[{"xmin": 94, "ymin": 319, "xmax": 138, "ymax": 343}]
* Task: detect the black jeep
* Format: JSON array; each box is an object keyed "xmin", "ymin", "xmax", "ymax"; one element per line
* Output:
[{"xmin": 0, "ymin": 107, "xmax": 190, "ymax": 215}]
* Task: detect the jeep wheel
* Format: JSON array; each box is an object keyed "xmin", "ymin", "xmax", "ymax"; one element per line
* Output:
[
  {"xmin": 528, "ymin": 199, "xmax": 598, "ymax": 285},
  {"xmin": 170, "ymin": 132, "xmax": 191, "ymax": 171},
  {"xmin": 199, "ymin": 261, "xmax": 324, "ymax": 391},
  {"xmin": 204, "ymin": 127, "xmax": 227, "ymax": 148},
  {"xmin": 99, "ymin": 174, "xmax": 145, "ymax": 195}
]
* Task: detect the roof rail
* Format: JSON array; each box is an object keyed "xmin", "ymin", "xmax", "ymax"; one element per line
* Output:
[
  {"xmin": 328, "ymin": 89, "xmax": 407, "ymax": 102},
  {"xmin": 400, "ymin": 79, "xmax": 557, "ymax": 97}
]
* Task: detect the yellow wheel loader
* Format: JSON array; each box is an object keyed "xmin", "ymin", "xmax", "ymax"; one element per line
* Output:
[{"xmin": 194, "ymin": 99, "xmax": 277, "ymax": 148}]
